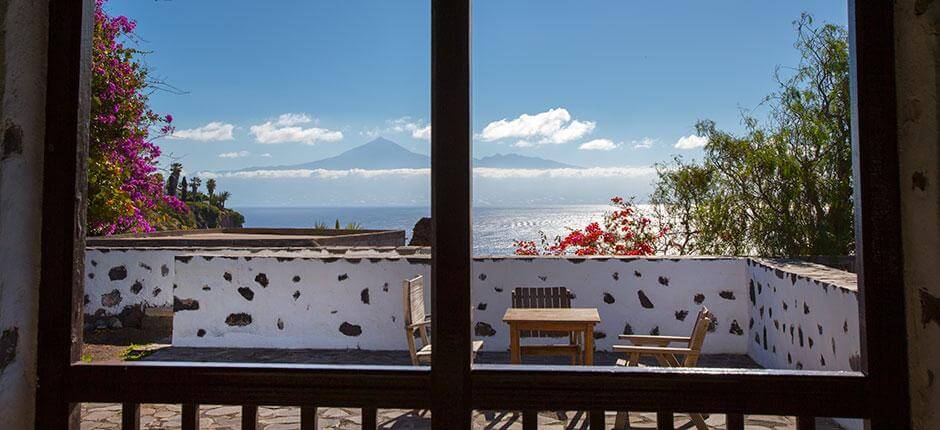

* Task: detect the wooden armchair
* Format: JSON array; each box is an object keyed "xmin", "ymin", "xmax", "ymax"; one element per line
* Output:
[
  {"xmin": 511, "ymin": 286, "xmax": 582, "ymax": 364},
  {"xmin": 403, "ymin": 275, "xmax": 483, "ymax": 365},
  {"xmin": 612, "ymin": 307, "xmax": 713, "ymax": 430}
]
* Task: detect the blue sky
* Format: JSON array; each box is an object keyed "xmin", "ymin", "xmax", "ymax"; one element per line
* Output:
[{"xmin": 107, "ymin": 0, "xmax": 847, "ymax": 206}]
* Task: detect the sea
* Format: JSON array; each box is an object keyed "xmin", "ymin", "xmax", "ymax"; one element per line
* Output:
[{"xmin": 235, "ymin": 205, "xmax": 617, "ymax": 255}]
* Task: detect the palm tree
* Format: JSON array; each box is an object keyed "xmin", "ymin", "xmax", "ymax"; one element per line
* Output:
[
  {"xmin": 166, "ymin": 162, "xmax": 182, "ymax": 196},
  {"xmin": 190, "ymin": 177, "xmax": 201, "ymax": 196},
  {"xmin": 217, "ymin": 191, "xmax": 231, "ymax": 209},
  {"xmin": 206, "ymin": 178, "xmax": 217, "ymax": 197},
  {"xmin": 179, "ymin": 176, "xmax": 189, "ymax": 201}
]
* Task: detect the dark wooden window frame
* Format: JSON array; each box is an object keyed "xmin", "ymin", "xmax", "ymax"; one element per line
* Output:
[{"xmin": 35, "ymin": 0, "xmax": 910, "ymax": 428}]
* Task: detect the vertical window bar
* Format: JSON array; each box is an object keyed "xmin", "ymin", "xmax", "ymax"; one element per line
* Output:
[
  {"xmin": 522, "ymin": 410, "xmax": 538, "ymax": 430},
  {"xmin": 796, "ymin": 416, "xmax": 817, "ymax": 430},
  {"xmin": 241, "ymin": 405, "xmax": 258, "ymax": 430},
  {"xmin": 726, "ymin": 413, "xmax": 745, "ymax": 430},
  {"xmin": 362, "ymin": 407, "xmax": 378, "ymax": 429},
  {"xmin": 300, "ymin": 406, "xmax": 318, "ymax": 430},
  {"xmin": 431, "ymin": 0, "xmax": 473, "ymax": 429},
  {"xmin": 589, "ymin": 410, "xmax": 605, "ymax": 428},
  {"xmin": 181, "ymin": 403, "xmax": 199, "ymax": 430},
  {"xmin": 656, "ymin": 411, "xmax": 673, "ymax": 430},
  {"xmin": 121, "ymin": 403, "xmax": 140, "ymax": 430}
]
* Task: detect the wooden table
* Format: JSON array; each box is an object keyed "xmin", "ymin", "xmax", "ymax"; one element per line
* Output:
[{"xmin": 502, "ymin": 308, "xmax": 602, "ymax": 365}]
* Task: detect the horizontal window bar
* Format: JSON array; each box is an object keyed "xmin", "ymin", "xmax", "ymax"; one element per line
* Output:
[
  {"xmin": 470, "ymin": 365, "xmax": 868, "ymax": 417},
  {"xmin": 67, "ymin": 362, "xmax": 430, "ymax": 407}
]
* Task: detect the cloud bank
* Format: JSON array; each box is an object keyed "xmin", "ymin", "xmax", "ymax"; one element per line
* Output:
[
  {"xmin": 168, "ymin": 122, "xmax": 235, "ymax": 141},
  {"xmin": 202, "ymin": 166, "xmax": 655, "ymax": 181},
  {"xmin": 479, "ymin": 108, "xmax": 595, "ymax": 147},
  {"xmin": 674, "ymin": 134, "xmax": 708, "ymax": 149},
  {"xmin": 250, "ymin": 113, "xmax": 343, "ymax": 145},
  {"xmin": 218, "ymin": 151, "xmax": 250, "ymax": 158}
]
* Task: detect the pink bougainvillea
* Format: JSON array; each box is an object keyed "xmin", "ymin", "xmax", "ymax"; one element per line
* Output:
[
  {"xmin": 513, "ymin": 197, "xmax": 670, "ymax": 256},
  {"xmin": 88, "ymin": 0, "xmax": 185, "ymax": 235}
]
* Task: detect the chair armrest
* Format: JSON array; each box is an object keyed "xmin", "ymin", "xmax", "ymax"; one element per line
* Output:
[
  {"xmin": 612, "ymin": 345, "xmax": 695, "ymax": 355},
  {"xmin": 617, "ymin": 335, "xmax": 690, "ymax": 344},
  {"xmin": 408, "ymin": 320, "xmax": 432, "ymax": 329}
]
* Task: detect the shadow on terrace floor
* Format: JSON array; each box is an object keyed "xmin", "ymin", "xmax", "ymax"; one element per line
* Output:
[{"xmin": 133, "ymin": 347, "xmax": 761, "ymax": 368}]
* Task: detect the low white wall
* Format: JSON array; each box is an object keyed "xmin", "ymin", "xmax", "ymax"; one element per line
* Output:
[
  {"xmin": 746, "ymin": 259, "xmax": 861, "ymax": 371},
  {"xmin": 172, "ymin": 254, "xmax": 750, "ymax": 353},
  {"xmin": 84, "ymin": 248, "xmax": 177, "ymax": 316}
]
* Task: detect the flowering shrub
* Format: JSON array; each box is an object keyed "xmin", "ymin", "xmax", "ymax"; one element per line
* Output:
[
  {"xmin": 88, "ymin": 0, "xmax": 185, "ymax": 235},
  {"xmin": 513, "ymin": 197, "xmax": 670, "ymax": 256}
]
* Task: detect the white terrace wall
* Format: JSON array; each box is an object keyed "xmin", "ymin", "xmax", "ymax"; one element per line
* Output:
[
  {"xmin": 84, "ymin": 248, "xmax": 178, "ymax": 318},
  {"xmin": 171, "ymin": 254, "xmax": 750, "ymax": 353},
  {"xmin": 746, "ymin": 259, "xmax": 861, "ymax": 372}
]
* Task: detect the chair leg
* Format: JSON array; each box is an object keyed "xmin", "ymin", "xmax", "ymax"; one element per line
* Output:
[
  {"xmin": 614, "ymin": 411, "xmax": 631, "ymax": 430},
  {"xmin": 689, "ymin": 413, "xmax": 708, "ymax": 430}
]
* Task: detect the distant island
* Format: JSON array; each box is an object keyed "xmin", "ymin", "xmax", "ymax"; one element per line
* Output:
[{"xmin": 230, "ymin": 137, "xmax": 580, "ymax": 173}]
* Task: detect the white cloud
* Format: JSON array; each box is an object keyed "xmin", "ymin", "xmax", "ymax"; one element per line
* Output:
[
  {"xmin": 202, "ymin": 166, "xmax": 655, "ymax": 180},
  {"xmin": 218, "ymin": 150, "xmax": 250, "ymax": 159},
  {"xmin": 167, "ymin": 122, "xmax": 235, "ymax": 141},
  {"xmin": 631, "ymin": 137, "xmax": 658, "ymax": 150},
  {"xmin": 579, "ymin": 139, "xmax": 621, "ymax": 151},
  {"xmin": 674, "ymin": 134, "xmax": 708, "ymax": 149},
  {"xmin": 383, "ymin": 117, "xmax": 431, "ymax": 141},
  {"xmin": 250, "ymin": 113, "xmax": 343, "ymax": 145},
  {"xmin": 412, "ymin": 125, "xmax": 431, "ymax": 141},
  {"xmin": 479, "ymin": 108, "xmax": 596, "ymax": 145},
  {"xmin": 260, "ymin": 153, "xmax": 272, "ymax": 157}
]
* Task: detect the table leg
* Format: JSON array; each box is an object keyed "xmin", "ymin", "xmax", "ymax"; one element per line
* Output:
[
  {"xmin": 584, "ymin": 324, "xmax": 594, "ymax": 366},
  {"xmin": 510, "ymin": 323, "xmax": 521, "ymax": 364}
]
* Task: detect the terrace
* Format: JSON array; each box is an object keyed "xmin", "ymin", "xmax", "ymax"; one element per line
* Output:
[{"xmin": 81, "ymin": 239, "xmax": 860, "ymax": 429}]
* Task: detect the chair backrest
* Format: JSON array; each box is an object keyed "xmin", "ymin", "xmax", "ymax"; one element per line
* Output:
[
  {"xmin": 403, "ymin": 275, "xmax": 426, "ymax": 328},
  {"xmin": 511, "ymin": 286, "xmax": 573, "ymax": 338},
  {"xmin": 684, "ymin": 306, "xmax": 712, "ymax": 367}
]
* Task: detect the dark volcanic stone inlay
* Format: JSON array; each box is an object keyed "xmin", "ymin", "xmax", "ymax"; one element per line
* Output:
[
  {"xmin": 153, "ymin": 288, "xmax": 162, "ymax": 297},
  {"xmin": 293, "ymin": 290, "xmax": 301, "ymax": 300},
  {"xmin": 622, "ymin": 323, "xmax": 634, "ymax": 335},
  {"xmin": 238, "ymin": 287, "xmax": 255, "ymax": 301},
  {"xmin": 693, "ymin": 293, "xmax": 705, "ymax": 304},
  {"xmin": 649, "ymin": 326, "xmax": 660, "ymax": 336},
  {"xmin": 101, "ymin": 289, "xmax": 123, "ymax": 307},
  {"xmin": 197, "ymin": 329, "xmax": 206, "ymax": 337},
  {"xmin": 477, "ymin": 302, "xmax": 487, "ymax": 311},
  {"xmin": 254, "ymin": 273, "xmax": 269, "ymax": 287},
  {"xmin": 478, "ymin": 273, "xmax": 487, "ymax": 281},
  {"xmin": 108, "ymin": 266, "xmax": 127, "ymax": 281},
  {"xmin": 634, "ymin": 271, "xmax": 642, "ymax": 277},
  {"xmin": 174, "ymin": 297, "xmax": 200, "ymax": 311},
  {"xmin": 708, "ymin": 316, "xmax": 719, "ymax": 333},
  {"xmin": 603, "ymin": 293, "xmax": 616, "ymax": 304},
  {"xmin": 339, "ymin": 322, "xmax": 362, "ymax": 336},
  {"xmin": 637, "ymin": 290, "xmax": 654, "ymax": 309},
  {"xmin": 612, "ymin": 272, "xmax": 620, "ymax": 281},
  {"xmin": 338, "ymin": 273, "xmax": 349, "ymax": 282},
  {"xmin": 226, "ymin": 313, "xmax": 252, "ymax": 326},
  {"xmin": 675, "ymin": 310, "xmax": 689, "ymax": 321},
  {"xmin": 161, "ymin": 264, "xmax": 170, "ymax": 276},
  {"xmin": 277, "ymin": 319, "xmax": 284, "ymax": 330},
  {"xmin": 0, "ymin": 327, "xmax": 19, "ymax": 372},
  {"xmin": 749, "ymin": 280, "xmax": 756, "ymax": 305},
  {"xmin": 130, "ymin": 281, "xmax": 143, "ymax": 295},
  {"xmin": 474, "ymin": 322, "xmax": 497, "ymax": 337},
  {"xmin": 293, "ymin": 276, "xmax": 301, "ymax": 283},
  {"xmin": 729, "ymin": 319, "xmax": 744, "ymax": 335},
  {"xmin": 719, "ymin": 290, "xmax": 735, "ymax": 300},
  {"xmin": 657, "ymin": 276, "xmax": 669, "ymax": 286},
  {"xmin": 139, "ymin": 262, "xmax": 152, "ymax": 271},
  {"xmin": 223, "ymin": 272, "xmax": 232, "ymax": 282},
  {"xmin": 594, "ymin": 331, "xmax": 607, "ymax": 339},
  {"xmin": 361, "ymin": 288, "xmax": 370, "ymax": 304}
]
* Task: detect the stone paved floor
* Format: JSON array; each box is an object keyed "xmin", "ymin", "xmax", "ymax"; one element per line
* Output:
[
  {"xmin": 79, "ymin": 348, "xmax": 843, "ymax": 429},
  {"xmin": 80, "ymin": 404, "xmax": 844, "ymax": 429}
]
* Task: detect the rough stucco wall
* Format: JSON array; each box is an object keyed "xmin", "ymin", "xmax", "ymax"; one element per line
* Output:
[
  {"xmin": 896, "ymin": 0, "xmax": 940, "ymax": 428},
  {"xmin": 0, "ymin": 0, "xmax": 47, "ymax": 428},
  {"xmin": 746, "ymin": 260, "xmax": 861, "ymax": 372},
  {"xmin": 172, "ymin": 255, "xmax": 750, "ymax": 353},
  {"xmin": 84, "ymin": 249, "xmax": 178, "ymax": 317}
]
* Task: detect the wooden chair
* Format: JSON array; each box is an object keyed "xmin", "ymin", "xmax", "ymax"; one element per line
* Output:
[
  {"xmin": 511, "ymin": 286, "xmax": 582, "ymax": 364},
  {"xmin": 403, "ymin": 275, "xmax": 483, "ymax": 365},
  {"xmin": 612, "ymin": 307, "xmax": 713, "ymax": 430}
]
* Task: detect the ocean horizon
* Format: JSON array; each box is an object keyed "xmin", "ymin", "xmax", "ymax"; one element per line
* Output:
[{"xmin": 235, "ymin": 205, "xmax": 619, "ymax": 255}]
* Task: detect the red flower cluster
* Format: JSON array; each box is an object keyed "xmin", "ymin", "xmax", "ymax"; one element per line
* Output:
[{"xmin": 513, "ymin": 197, "xmax": 668, "ymax": 256}]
